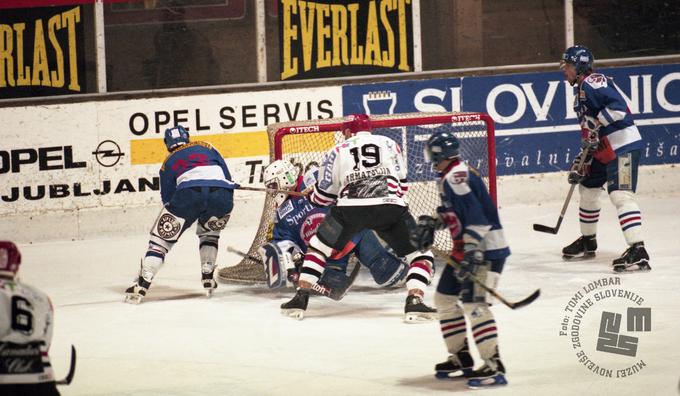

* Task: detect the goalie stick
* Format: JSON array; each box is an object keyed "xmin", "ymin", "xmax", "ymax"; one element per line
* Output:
[
  {"xmin": 533, "ymin": 148, "xmax": 591, "ymax": 235},
  {"xmin": 56, "ymin": 345, "xmax": 76, "ymax": 385},
  {"xmin": 434, "ymin": 252, "xmax": 540, "ymax": 310},
  {"xmin": 226, "ymin": 246, "xmax": 360, "ymax": 301}
]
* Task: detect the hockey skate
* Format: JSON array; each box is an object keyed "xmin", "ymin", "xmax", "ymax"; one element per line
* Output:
[
  {"xmin": 202, "ymin": 263, "xmax": 217, "ymax": 298},
  {"xmin": 613, "ymin": 242, "xmax": 651, "ymax": 273},
  {"xmin": 403, "ymin": 294, "xmax": 437, "ymax": 323},
  {"xmin": 466, "ymin": 355, "xmax": 507, "ymax": 389},
  {"xmin": 124, "ymin": 276, "xmax": 151, "ymax": 304},
  {"xmin": 435, "ymin": 345, "xmax": 475, "ymax": 379},
  {"xmin": 562, "ymin": 235, "xmax": 597, "ymax": 261},
  {"xmin": 280, "ymin": 289, "xmax": 310, "ymax": 320}
]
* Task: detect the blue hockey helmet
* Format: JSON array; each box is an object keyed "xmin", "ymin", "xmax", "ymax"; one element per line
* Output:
[
  {"xmin": 425, "ymin": 131, "xmax": 460, "ymax": 164},
  {"xmin": 560, "ymin": 45, "xmax": 594, "ymax": 76},
  {"xmin": 163, "ymin": 125, "xmax": 190, "ymax": 151}
]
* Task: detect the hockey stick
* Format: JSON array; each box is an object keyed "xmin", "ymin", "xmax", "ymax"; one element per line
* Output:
[
  {"xmin": 532, "ymin": 148, "xmax": 591, "ymax": 234},
  {"xmin": 435, "ymin": 252, "xmax": 540, "ymax": 310},
  {"xmin": 55, "ymin": 345, "xmax": 76, "ymax": 385},
  {"xmin": 227, "ymin": 246, "xmax": 360, "ymax": 301},
  {"xmin": 236, "ymin": 185, "xmax": 312, "ymax": 197}
]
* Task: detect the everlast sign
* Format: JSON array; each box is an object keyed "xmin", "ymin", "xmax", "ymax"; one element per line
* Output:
[
  {"xmin": 279, "ymin": 0, "xmax": 413, "ymax": 80},
  {"xmin": 0, "ymin": 6, "xmax": 86, "ymax": 99}
]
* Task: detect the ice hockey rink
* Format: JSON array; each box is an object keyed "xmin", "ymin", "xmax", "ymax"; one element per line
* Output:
[{"xmin": 9, "ymin": 168, "xmax": 680, "ymax": 396}]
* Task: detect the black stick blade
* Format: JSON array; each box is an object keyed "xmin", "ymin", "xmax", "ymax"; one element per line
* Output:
[
  {"xmin": 533, "ymin": 224, "xmax": 557, "ymax": 234},
  {"xmin": 509, "ymin": 289, "xmax": 541, "ymax": 309}
]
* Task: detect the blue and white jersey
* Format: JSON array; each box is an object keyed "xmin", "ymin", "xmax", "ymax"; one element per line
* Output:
[
  {"xmin": 438, "ymin": 161, "xmax": 510, "ymax": 261},
  {"xmin": 159, "ymin": 141, "xmax": 237, "ymax": 204},
  {"xmin": 575, "ymin": 73, "xmax": 643, "ymax": 156}
]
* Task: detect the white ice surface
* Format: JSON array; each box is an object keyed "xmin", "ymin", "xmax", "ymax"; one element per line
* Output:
[{"xmin": 11, "ymin": 181, "xmax": 680, "ymax": 396}]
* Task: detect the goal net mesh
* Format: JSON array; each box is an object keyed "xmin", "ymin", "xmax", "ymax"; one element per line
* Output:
[{"xmin": 218, "ymin": 112, "xmax": 496, "ymax": 283}]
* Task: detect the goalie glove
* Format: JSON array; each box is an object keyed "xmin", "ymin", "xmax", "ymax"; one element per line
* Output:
[{"xmin": 410, "ymin": 215, "xmax": 444, "ymax": 252}]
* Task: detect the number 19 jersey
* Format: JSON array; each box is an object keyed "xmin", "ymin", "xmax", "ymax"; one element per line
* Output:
[{"xmin": 311, "ymin": 132, "xmax": 409, "ymax": 207}]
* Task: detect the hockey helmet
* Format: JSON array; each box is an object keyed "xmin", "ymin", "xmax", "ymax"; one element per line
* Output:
[
  {"xmin": 560, "ymin": 45, "xmax": 594, "ymax": 77},
  {"xmin": 425, "ymin": 131, "xmax": 461, "ymax": 164},
  {"xmin": 0, "ymin": 241, "xmax": 21, "ymax": 278},
  {"xmin": 263, "ymin": 160, "xmax": 299, "ymax": 206},
  {"xmin": 163, "ymin": 125, "xmax": 190, "ymax": 151},
  {"xmin": 342, "ymin": 114, "xmax": 372, "ymax": 138}
]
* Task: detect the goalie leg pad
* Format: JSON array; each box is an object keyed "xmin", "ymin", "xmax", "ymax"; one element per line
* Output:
[
  {"xmin": 318, "ymin": 265, "xmax": 350, "ymax": 292},
  {"xmin": 578, "ymin": 185, "xmax": 602, "ymax": 237},
  {"xmin": 258, "ymin": 240, "xmax": 301, "ymax": 289},
  {"xmin": 355, "ymin": 231, "xmax": 408, "ymax": 287}
]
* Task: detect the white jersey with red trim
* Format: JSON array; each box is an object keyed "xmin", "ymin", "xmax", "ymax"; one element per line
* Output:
[
  {"xmin": 0, "ymin": 278, "xmax": 55, "ymax": 384},
  {"xmin": 311, "ymin": 132, "xmax": 408, "ymax": 207}
]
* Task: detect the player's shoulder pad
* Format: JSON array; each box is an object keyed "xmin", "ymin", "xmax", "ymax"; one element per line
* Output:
[
  {"xmin": 583, "ymin": 73, "xmax": 608, "ymax": 90},
  {"xmin": 443, "ymin": 161, "xmax": 471, "ymax": 195}
]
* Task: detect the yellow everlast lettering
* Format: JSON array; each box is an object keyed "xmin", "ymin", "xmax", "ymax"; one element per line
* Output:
[
  {"xmin": 281, "ymin": 0, "xmax": 298, "ymax": 80},
  {"xmin": 0, "ymin": 25, "xmax": 14, "ymax": 87},
  {"xmin": 299, "ymin": 1, "xmax": 316, "ymax": 72},
  {"xmin": 364, "ymin": 0, "xmax": 381, "ymax": 66},
  {"xmin": 31, "ymin": 20, "xmax": 51, "ymax": 87},
  {"xmin": 348, "ymin": 3, "xmax": 362, "ymax": 65},
  {"xmin": 380, "ymin": 0, "xmax": 395, "ymax": 67},
  {"xmin": 13, "ymin": 23, "xmax": 30, "ymax": 86},
  {"xmin": 315, "ymin": 3, "xmax": 331, "ymax": 69},
  {"xmin": 397, "ymin": 0, "xmax": 410, "ymax": 71},
  {"xmin": 330, "ymin": 4, "xmax": 348, "ymax": 67},
  {"xmin": 62, "ymin": 7, "xmax": 80, "ymax": 91},
  {"xmin": 48, "ymin": 13, "xmax": 64, "ymax": 87}
]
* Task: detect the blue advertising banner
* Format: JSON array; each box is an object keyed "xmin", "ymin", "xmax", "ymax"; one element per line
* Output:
[{"xmin": 342, "ymin": 64, "xmax": 680, "ymax": 176}]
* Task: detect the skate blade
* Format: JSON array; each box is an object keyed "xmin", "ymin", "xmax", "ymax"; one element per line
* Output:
[
  {"xmin": 403, "ymin": 312, "xmax": 438, "ymax": 323},
  {"xmin": 124, "ymin": 294, "xmax": 143, "ymax": 304},
  {"xmin": 205, "ymin": 288, "xmax": 214, "ymax": 298},
  {"xmin": 562, "ymin": 252, "xmax": 596, "ymax": 261},
  {"xmin": 281, "ymin": 308, "xmax": 305, "ymax": 320},
  {"xmin": 467, "ymin": 374, "xmax": 508, "ymax": 389},
  {"xmin": 613, "ymin": 262, "xmax": 652, "ymax": 273},
  {"xmin": 435, "ymin": 368, "xmax": 473, "ymax": 380}
]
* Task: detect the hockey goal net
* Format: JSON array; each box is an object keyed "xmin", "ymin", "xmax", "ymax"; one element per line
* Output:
[{"xmin": 217, "ymin": 112, "xmax": 496, "ymax": 283}]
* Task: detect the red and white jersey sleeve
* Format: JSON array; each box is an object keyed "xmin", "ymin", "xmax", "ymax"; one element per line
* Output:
[
  {"xmin": 313, "ymin": 132, "xmax": 409, "ymax": 207},
  {"xmin": 0, "ymin": 279, "xmax": 55, "ymax": 384}
]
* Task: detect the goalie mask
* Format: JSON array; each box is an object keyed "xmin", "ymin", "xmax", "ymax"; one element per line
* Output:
[
  {"xmin": 263, "ymin": 160, "xmax": 299, "ymax": 206},
  {"xmin": 0, "ymin": 241, "xmax": 21, "ymax": 278}
]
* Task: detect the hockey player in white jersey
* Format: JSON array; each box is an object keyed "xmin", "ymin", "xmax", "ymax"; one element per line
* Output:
[
  {"xmin": 280, "ymin": 114, "xmax": 436, "ymax": 322},
  {"xmin": 0, "ymin": 241, "xmax": 60, "ymax": 396}
]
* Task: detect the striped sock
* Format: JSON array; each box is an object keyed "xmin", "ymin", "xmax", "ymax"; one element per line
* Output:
[
  {"xmin": 299, "ymin": 250, "xmax": 326, "ymax": 284},
  {"xmin": 405, "ymin": 256, "xmax": 433, "ymax": 292},
  {"xmin": 618, "ymin": 210, "xmax": 642, "ymax": 244},
  {"xmin": 579, "ymin": 207, "xmax": 600, "ymax": 236}
]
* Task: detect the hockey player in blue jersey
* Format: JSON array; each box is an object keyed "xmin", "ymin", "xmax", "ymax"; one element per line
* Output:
[
  {"xmin": 125, "ymin": 125, "xmax": 237, "ymax": 303},
  {"xmin": 560, "ymin": 46, "xmax": 650, "ymax": 272},
  {"xmin": 258, "ymin": 160, "xmax": 408, "ymax": 299},
  {"xmin": 411, "ymin": 131, "xmax": 509, "ymax": 388}
]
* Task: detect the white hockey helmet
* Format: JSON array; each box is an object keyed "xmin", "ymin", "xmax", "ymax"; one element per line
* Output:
[{"xmin": 263, "ymin": 160, "xmax": 299, "ymax": 206}]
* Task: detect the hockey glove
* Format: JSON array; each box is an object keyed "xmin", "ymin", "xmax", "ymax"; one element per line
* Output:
[
  {"xmin": 454, "ymin": 244, "xmax": 484, "ymax": 281},
  {"xmin": 567, "ymin": 150, "xmax": 593, "ymax": 185},
  {"xmin": 410, "ymin": 215, "xmax": 444, "ymax": 252}
]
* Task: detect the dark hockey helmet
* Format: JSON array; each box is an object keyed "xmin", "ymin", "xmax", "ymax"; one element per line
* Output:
[
  {"xmin": 560, "ymin": 45, "xmax": 594, "ymax": 76},
  {"xmin": 342, "ymin": 114, "xmax": 372, "ymax": 138},
  {"xmin": 425, "ymin": 131, "xmax": 460, "ymax": 164},
  {"xmin": 0, "ymin": 241, "xmax": 21, "ymax": 278},
  {"xmin": 164, "ymin": 125, "xmax": 190, "ymax": 151}
]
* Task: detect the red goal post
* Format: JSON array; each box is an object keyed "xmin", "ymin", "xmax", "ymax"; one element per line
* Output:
[{"xmin": 218, "ymin": 112, "xmax": 496, "ymax": 284}]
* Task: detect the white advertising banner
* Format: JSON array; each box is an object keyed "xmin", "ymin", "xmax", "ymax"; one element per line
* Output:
[{"xmin": 0, "ymin": 86, "xmax": 343, "ymax": 215}]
